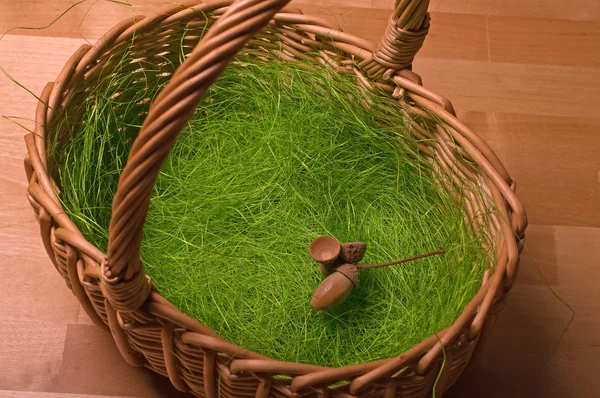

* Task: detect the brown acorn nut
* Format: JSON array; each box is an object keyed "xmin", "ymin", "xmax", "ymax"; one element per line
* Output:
[
  {"xmin": 309, "ymin": 248, "xmax": 447, "ymax": 311},
  {"xmin": 310, "ymin": 263, "xmax": 359, "ymax": 311}
]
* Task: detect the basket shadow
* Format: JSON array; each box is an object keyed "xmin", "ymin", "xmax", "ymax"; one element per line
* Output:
[
  {"xmin": 447, "ymin": 224, "xmax": 574, "ymax": 397},
  {"xmin": 50, "ymin": 324, "xmax": 191, "ymax": 397}
]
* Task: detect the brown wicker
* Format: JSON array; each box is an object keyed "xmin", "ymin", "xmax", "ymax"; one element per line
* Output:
[{"xmin": 24, "ymin": 0, "xmax": 527, "ymax": 396}]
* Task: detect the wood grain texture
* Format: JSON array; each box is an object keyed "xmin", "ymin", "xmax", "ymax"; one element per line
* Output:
[
  {"xmin": 51, "ymin": 325, "xmax": 188, "ymax": 397},
  {"xmin": 413, "ymin": 58, "xmax": 600, "ymax": 119},
  {"xmin": 0, "ymin": 0, "xmax": 598, "ymax": 396},
  {"xmin": 0, "ymin": 322, "xmax": 67, "ymax": 391},
  {"xmin": 373, "ymin": 0, "xmax": 600, "ymax": 20},
  {"xmin": 488, "ymin": 16, "xmax": 600, "ymax": 67},
  {"xmin": 0, "ymin": 392, "xmax": 138, "ymax": 397},
  {"xmin": 460, "ymin": 111, "xmax": 600, "ymax": 227},
  {"xmin": 485, "ymin": 0, "xmax": 600, "ymax": 21},
  {"xmin": 449, "ymin": 225, "xmax": 600, "ymax": 398},
  {"xmin": 76, "ymin": 306, "xmax": 96, "ymax": 325}
]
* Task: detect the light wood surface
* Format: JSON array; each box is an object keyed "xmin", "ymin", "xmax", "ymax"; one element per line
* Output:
[{"xmin": 1, "ymin": 1, "xmax": 598, "ymax": 397}]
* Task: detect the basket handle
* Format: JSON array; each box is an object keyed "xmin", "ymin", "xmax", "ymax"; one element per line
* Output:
[
  {"xmin": 102, "ymin": 0, "xmax": 291, "ymax": 312},
  {"xmin": 368, "ymin": 0, "xmax": 431, "ymax": 75}
]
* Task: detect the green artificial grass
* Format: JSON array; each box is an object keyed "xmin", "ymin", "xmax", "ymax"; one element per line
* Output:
[{"xmin": 49, "ymin": 50, "xmax": 492, "ymax": 367}]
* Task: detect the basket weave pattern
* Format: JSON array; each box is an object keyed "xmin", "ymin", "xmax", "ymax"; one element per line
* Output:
[{"xmin": 24, "ymin": 0, "xmax": 527, "ymax": 396}]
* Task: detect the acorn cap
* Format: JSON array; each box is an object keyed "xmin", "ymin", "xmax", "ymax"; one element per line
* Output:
[
  {"xmin": 308, "ymin": 236, "xmax": 341, "ymax": 265},
  {"xmin": 335, "ymin": 263, "xmax": 360, "ymax": 289},
  {"xmin": 340, "ymin": 242, "xmax": 367, "ymax": 264}
]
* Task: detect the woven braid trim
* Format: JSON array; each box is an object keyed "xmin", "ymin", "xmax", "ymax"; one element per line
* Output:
[
  {"xmin": 373, "ymin": 16, "xmax": 429, "ymax": 70},
  {"xmin": 100, "ymin": 260, "xmax": 151, "ymax": 312}
]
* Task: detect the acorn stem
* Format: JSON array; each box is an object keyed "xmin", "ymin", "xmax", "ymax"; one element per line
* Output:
[{"xmin": 357, "ymin": 249, "xmax": 446, "ymax": 269}]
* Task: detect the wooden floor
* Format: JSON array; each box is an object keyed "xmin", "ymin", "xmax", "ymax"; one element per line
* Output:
[{"xmin": 1, "ymin": 0, "xmax": 599, "ymax": 396}]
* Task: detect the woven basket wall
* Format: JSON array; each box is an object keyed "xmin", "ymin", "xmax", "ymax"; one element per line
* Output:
[{"xmin": 24, "ymin": 0, "xmax": 527, "ymax": 396}]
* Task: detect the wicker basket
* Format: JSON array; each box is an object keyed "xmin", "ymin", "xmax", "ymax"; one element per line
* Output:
[{"xmin": 24, "ymin": 0, "xmax": 527, "ymax": 396}]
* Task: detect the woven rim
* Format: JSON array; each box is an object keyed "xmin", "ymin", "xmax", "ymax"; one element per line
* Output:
[{"xmin": 24, "ymin": 0, "xmax": 527, "ymax": 396}]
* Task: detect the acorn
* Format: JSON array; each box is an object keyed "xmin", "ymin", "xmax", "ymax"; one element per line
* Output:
[
  {"xmin": 310, "ymin": 263, "xmax": 359, "ymax": 311},
  {"xmin": 308, "ymin": 235, "xmax": 446, "ymax": 311}
]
